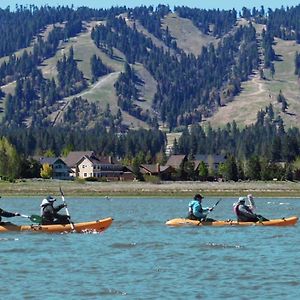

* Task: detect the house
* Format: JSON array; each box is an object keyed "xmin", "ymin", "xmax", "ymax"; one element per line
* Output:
[
  {"xmin": 194, "ymin": 154, "xmax": 226, "ymax": 172},
  {"xmin": 77, "ymin": 155, "xmax": 124, "ymax": 180},
  {"xmin": 165, "ymin": 155, "xmax": 187, "ymax": 170},
  {"xmin": 63, "ymin": 151, "xmax": 95, "ymax": 178},
  {"xmin": 39, "ymin": 157, "xmax": 71, "ymax": 180},
  {"xmin": 140, "ymin": 163, "xmax": 173, "ymax": 179},
  {"xmin": 63, "ymin": 151, "xmax": 134, "ymax": 180}
]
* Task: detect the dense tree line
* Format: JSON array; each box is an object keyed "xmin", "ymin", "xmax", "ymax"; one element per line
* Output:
[
  {"xmin": 175, "ymin": 104, "xmax": 300, "ymax": 162},
  {"xmin": 0, "ymin": 125, "xmax": 166, "ymax": 159},
  {"xmin": 56, "ymin": 47, "xmax": 87, "ymax": 96},
  {"xmin": 90, "ymin": 54, "xmax": 111, "ymax": 82},
  {"xmin": 114, "ymin": 63, "xmax": 153, "ymax": 123},
  {"xmin": 175, "ymin": 6, "xmax": 237, "ymax": 37},
  {"xmin": 266, "ymin": 5, "xmax": 300, "ymax": 42},
  {"xmin": 171, "ymin": 105, "xmax": 300, "ymax": 181},
  {"xmin": 261, "ymin": 28, "xmax": 276, "ymax": 68},
  {"xmin": 242, "ymin": 5, "xmax": 300, "ymax": 43}
]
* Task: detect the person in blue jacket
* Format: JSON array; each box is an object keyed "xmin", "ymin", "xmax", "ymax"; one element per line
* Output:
[{"xmin": 188, "ymin": 194, "xmax": 214, "ymax": 221}]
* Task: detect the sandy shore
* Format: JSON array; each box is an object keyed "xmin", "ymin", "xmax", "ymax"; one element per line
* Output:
[{"xmin": 1, "ymin": 179, "xmax": 300, "ymax": 197}]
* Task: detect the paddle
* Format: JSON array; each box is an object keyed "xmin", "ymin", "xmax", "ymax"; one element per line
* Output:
[
  {"xmin": 20, "ymin": 214, "xmax": 42, "ymax": 223},
  {"xmin": 202, "ymin": 198, "xmax": 222, "ymax": 222},
  {"xmin": 247, "ymin": 194, "xmax": 256, "ymax": 211},
  {"xmin": 59, "ymin": 187, "xmax": 75, "ymax": 230}
]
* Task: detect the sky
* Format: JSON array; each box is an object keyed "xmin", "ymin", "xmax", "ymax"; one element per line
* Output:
[{"xmin": 1, "ymin": 1, "xmax": 300, "ymax": 11}]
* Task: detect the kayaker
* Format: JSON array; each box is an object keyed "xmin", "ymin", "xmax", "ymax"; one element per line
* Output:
[
  {"xmin": 0, "ymin": 196, "xmax": 20, "ymax": 224},
  {"xmin": 234, "ymin": 197, "xmax": 268, "ymax": 222},
  {"xmin": 40, "ymin": 196, "xmax": 70, "ymax": 225},
  {"xmin": 188, "ymin": 194, "xmax": 214, "ymax": 221}
]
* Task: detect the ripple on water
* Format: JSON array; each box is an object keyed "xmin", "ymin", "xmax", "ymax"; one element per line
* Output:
[
  {"xmin": 98, "ymin": 288, "xmax": 127, "ymax": 296},
  {"xmin": 204, "ymin": 242, "xmax": 244, "ymax": 249},
  {"xmin": 0, "ymin": 238, "xmax": 19, "ymax": 242},
  {"xmin": 78, "ymin": 288, "xmax": 127, "ymax": 297},
  {"xmin": 111, "ymin": 242, "xmax": 137, "ymax": 249}
]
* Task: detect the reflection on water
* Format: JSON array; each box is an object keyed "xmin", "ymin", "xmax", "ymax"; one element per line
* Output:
[{"xmin": 0, "ymin": 196, "xmax": 300, "ymax": 299}]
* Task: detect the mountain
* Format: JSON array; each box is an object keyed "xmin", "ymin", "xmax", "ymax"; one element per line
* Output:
[{"xmin": 0, "ymin": 4, "xmax": 300, "ymax": 131}]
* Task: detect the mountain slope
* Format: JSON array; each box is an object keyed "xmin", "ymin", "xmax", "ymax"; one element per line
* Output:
[
  {"xmin": 1, "ymin": 7, "xmax": 300, "ymax": 131},
  {"xmin": 205, "ymin": 37, "xmax": 300, "ymax": 128}
]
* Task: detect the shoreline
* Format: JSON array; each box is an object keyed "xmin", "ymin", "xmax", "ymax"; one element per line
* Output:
[{"xmin": 1, "ymin": 179, "xmax": 300, "ymax": 197}]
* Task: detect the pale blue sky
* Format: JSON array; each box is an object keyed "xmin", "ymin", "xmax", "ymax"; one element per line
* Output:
[{"xmin": 1, "ymin": 1, "xmax": 300, "ymax": 11}]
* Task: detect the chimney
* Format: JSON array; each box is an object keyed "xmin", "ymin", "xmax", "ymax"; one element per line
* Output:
[{"xmin": 156, "ymin": 163, "xmax": 160, "ymax": 173}]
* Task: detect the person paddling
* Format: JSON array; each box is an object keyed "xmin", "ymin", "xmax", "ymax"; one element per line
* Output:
[
  {"xmin": 188, "ymin": 194, "xmax": 214, "ymax": 222},
  {"xmin": 0, "ymin": 196, "xmax": 20, "ymax": 224},
  {"xmin": 40, "ymin": 196, "xmax": 70, "ymax": 225},
  {"xmin": 233, "ymin": 197, "xmax": 268, "ymax": 222}
]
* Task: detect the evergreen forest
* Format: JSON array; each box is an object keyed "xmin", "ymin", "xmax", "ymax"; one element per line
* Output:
[{"xmin": 1, "ymin": 4, "xmax": 300, "ymax": 180}]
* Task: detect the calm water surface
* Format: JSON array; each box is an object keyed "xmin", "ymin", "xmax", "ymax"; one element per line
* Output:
[{"xmin": 0, "ymin": 196, "xmax": 300, "ymax": 299}]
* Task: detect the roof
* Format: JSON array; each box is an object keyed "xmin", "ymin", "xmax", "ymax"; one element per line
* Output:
[
  {"xmin": 63, "ymin": 151, "xmax": 95, "ymax": 167},
  {"xmin": 140, "ymin": 164, "xmax": 173, "ymax": 174},
  {"xmin": 140, "ymin": 164, "xmax": 160, "ymax": 174},
  {"xmin": 166, "ymin": 155, "xmax": 187, "ymax": 168},
  {"xmin": 97, "ymin": 156, "xmax": 114, "ymax": 164},
  {"xmin": 40, "ymin": 157, "xmax": 65, "ymax": 165}
]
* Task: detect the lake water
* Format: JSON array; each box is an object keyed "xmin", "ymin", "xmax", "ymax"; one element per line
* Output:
[{"xmin": 1, "ymin": 196, "xmax": 300, "ymax": 299}]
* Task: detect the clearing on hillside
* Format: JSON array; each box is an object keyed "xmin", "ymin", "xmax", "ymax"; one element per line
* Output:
[
  {"xmin": 204, "ymin": 36, "xmax": 300, "ymax": 129},
  {"xmin": 162, "ymin": 13, "xmax": 218, "ymax": 56}
]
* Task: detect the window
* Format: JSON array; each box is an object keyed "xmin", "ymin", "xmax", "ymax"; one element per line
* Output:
[{"xmin": 84, "ymin": 173, "xmax": 87, "ymax": 177}]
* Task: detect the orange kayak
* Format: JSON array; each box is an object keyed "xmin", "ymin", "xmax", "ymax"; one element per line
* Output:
[
  {"xmin": 166, "ymin": 216, "xmax": 298, "ymax": 227},
  {"xmin": 0, "ymin": 217, "xmax": 113, "ymax": 233}
]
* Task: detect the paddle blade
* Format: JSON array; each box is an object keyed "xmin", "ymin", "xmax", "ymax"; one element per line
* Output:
[
  {"xmin": 30, "ymin": 215, "xmax": 42, "ymax": 223},
  {"xmin": 59, "ymin": 186, "xmax": 64, "ymax": 197}
]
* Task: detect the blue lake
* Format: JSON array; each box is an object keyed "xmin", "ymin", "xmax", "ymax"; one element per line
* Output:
[{"xmin": 1, "ymin": 196, "xmax": 300, "ymax": 299}]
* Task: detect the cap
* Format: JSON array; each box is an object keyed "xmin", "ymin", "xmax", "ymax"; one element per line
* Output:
[
  {"xmin": 40, "ymin": 199, "xmax": 49, "ymax": 207},
  {"xmin": 238, "ymin": 197, "xmax": 245, "ymax": 202},
  {"xmin": 46, "ymin": 195, "xmax": 56, "ymax": 202},
  {"xmin": 194, "ymin": 194, "xmax": 203, "ymax": 200}
]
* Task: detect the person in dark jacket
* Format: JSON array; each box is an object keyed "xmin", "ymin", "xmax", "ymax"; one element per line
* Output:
[
  {"xmin": 233, "ymin": 197, "xmax": 268, "ymax": 222},
  {"xmin": 40, "ymin": 196, "xmax": 70, "ymax": 225},
  {"xmin": 0, "ymin": 196, "xmax": 20, "ymax": 224}
]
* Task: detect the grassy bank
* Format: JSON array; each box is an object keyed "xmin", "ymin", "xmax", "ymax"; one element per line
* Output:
[{"xmin": 1, "ymin": 179, "xmax": 300, "ymax": 198}]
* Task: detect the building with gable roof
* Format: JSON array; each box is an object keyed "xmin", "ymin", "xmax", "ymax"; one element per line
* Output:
[{"xmin": 39, "ymin": 157, "xmax": 71, "ymax": 179}]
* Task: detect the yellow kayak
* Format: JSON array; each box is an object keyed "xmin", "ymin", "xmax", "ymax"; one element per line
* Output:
[
  {"xmin": 166, "ymin": 216, "xmax": 298, "ymax": 227},
  {"xmin": 0, "ymin": 217, "xmax": 113, "ymax": 233}
]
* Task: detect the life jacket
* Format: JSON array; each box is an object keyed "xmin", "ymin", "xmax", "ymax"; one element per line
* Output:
[
  {"xmin": 41, "ymin": 203, "xmax": 56, "ymax": 222},
  {"xmin": 233, "ymin": 203, "xmax": 241, "ymax": 216},
  {"xmin": 189, "ymin": 200, "xmax": 204, "ymax": 219}
]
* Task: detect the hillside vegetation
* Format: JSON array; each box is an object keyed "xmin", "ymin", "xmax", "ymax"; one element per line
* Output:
[{"xmin": 1, "ymin": 5, "xmax": 300, "ymax": 131}]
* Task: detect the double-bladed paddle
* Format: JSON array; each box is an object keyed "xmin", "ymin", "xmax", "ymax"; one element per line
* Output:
[
  {"xmin": 20, "ymin": 214, "xmax": 42, "ymax": 223},
  {"xmin": 59, "ymin": 187, "xmax": 75, "ymax": 230},
  {"xmin": 202, "ymin": 198, "xmax": 222, "ymax": 222}
]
